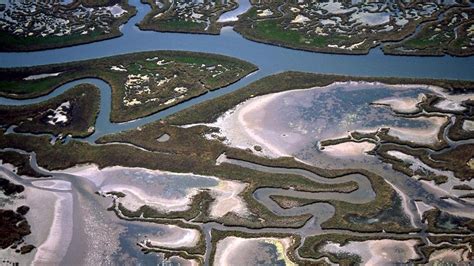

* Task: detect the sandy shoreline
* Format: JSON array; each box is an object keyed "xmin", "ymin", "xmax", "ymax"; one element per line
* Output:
[
  {"xmin": 323, "ymin": 239, "xmax": 420, "ymax": 265},
  {"xmin": 214, "ymin": 236, "xmax": 295, "ymax": 266},
  {"xmin": 209, "ymin": 180, "xmax": 248, "ymax": 218},
  {"xmin": 190, "ymin": 81, "xmax": 465, "ymax": 161},
  {"xmin": 322, "ymin": 141, "xmax": 376, "ymax": 157},
  {"xmin": 31, "ymin": 180, "xmax": 72, "ymax": 191},
  {"xmin": 32, "ymin": 192, "xmax": 73, "ymax": 265},
  {"xmin": 387, "ymin": 116, "xmax": 448, "ymax": 145},
  {"xmin": 57, "ymin": 164, "xmax": 249, "ymax": 218},
  {"xmin": 141, "ymin": 225, "xmax": 200, "ymax": 249},
  {"xmin": 372, "ymin": 96, "xmax": 423, "ymax": 113}
]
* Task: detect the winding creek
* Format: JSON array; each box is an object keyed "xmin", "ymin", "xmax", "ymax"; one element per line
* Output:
[{"xmin": 1, "ymin": 0, "xmax": 474, "ymax": 264}]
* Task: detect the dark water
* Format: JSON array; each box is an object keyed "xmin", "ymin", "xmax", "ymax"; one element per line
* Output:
[
  {"xmin": 0, "ymin": 0, "xmax": 473, "ymax": 264},
  {"xmin": 0, "ymin": 0, "xmax": 473, "ymax": 82}
]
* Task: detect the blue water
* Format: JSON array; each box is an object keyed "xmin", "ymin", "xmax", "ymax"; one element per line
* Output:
[
  {"xmin": 0, "ymin": 0, "xmax": 473, "ymax": 81},
  {"xmin": 218, "ymin": 0, "xmax": 252, "ymax": 22},
  {"xmin": 0, "ymin": 0, "xmax": 473, "ymax": 143}
]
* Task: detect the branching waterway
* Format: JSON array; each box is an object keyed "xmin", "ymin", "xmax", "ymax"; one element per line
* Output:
[{"xmin": 0, "ymin": 0, "xmax": 473, "ymax": 265}]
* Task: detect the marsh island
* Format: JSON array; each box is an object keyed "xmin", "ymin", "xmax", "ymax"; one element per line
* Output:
[
  {"xmin": 0, "ymin": 0, "xmax": 473, "ymax": 265},
  {"xmin": 1, "ymin": 68, "xmax": 473, "ymax": 264}
]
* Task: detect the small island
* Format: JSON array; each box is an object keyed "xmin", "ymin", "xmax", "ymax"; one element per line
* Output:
[
  {"xmin": 138, "ymin": 0, "xmax": 238, "ymax": 34},
  {"xmin": 0, "ymin": 0, "xmax": 136, "ymax": 51},
  {"xmin": 0, "ymin": 51, "xmax": 257, "ymax": 122},
  {"xmin": 1, "ymin": 70, "xmax": 472, "ymax": 264},
  {"xmin": 233, "ymin": 0, "xmax": 474, "ymax": 56}
]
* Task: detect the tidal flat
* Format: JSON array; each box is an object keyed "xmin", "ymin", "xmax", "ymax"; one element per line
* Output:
[
  {"xmin": 0, "ymin": 0, "xmax": 473, "ymax": 263},
  {"xmin": 0, "ymin": 71, "xmax": 473, "ymax": 265}
]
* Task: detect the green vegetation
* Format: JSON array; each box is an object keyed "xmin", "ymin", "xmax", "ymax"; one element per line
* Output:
[
  {"xmin": 138, "ymin": 0, "xmax": 237, "ymax": 34},
  {"xmin": 0, "ymin": 51, "xmax": 257, "ymax": 122},
  {"xmin": 235, "ymin": 17, "xmax": 355, "ymax": 54},
  {"xmin": 299, "ymin": 233, "xmax": 422, "ymax": 264},
  {"xmin": 226, "ymin": 150, "xmax": 414, "ymax": 233},
  {"xmin": 423, "ymin": 208, "xmax": 474, "ymax": 233},
  {"xmin": 114, "ymin": 190, "xmax": 214, "ymax": 221},
  {"xmin": 0, "ymin": 209, "xmax": 33, "ymax": 251},
  {"xmin": 167, "ymin": 71, "xmax": 474, "ymax": 125},
  {"xmin": 377, "ymin": 143, "xmax": 474, "ymax": 181},
  {"xmin": 0, "ymin": 84, "xmax": 100, "ymax": 137},
  {"xmin": 0, "ymin": 0, "xmax": 136, "ymax": 52},
  {"xmin": 0, "ymin": 177, "xmax": 24, "ymax": 196},
  {"xmin": 0, "ymin": 151, "xmax": 48, "ymax": 178},
  {"xmin": 233, "ymin": 1, "xmax": 459, "ymax": 55},
  {"xmin": 1, "ymin": 71, "xmax": 467, "ymax": 231},
  {"xmin": 270, "ymin": 195, "xmax": 325, "ymax": 209},
  {"xmin": 209, "ymin": 230, "xmax": 314, "ymax": 266},
  {"xmin": 383, "ymin": 8, "xmax": 474, "ymax": 56},
  {"xmin": 299, "ymin": 234, "xmax": 363, "ymax": 264},
  {"xmin": 453, "ymin": 184, "xmax": 473, "ymax": 190},
  {"xmin": 107, "ymin": 200, "xmax": 207, "ymax": 262},
  {"xmin": 1, "ymin": 71, "xmax": 472, "ymax": 262},
  {"xmin": 0, "ymin": 127, "xmax": 358, "ymax": 229},
  {"xmin": 448, "ymin": 115, "xmax": 474, "ymax": 141}
]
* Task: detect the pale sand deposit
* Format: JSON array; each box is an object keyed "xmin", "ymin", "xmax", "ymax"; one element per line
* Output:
[
  {"xmin": 0, "ymin": 178, "xmax": 76, "ymax": 265},
  {"xmin": 321, "ymin": 141, "xmax": 376, "ymax": 157},
  {"xmin": 209, "ymin": 180, "xmax": 248, "ymax": 218},
  {"xmin": 200, "ymin": 92, "xmax": 287, "ymax": 158},
  {"xmin": 31, "ymin": 180, "xmax": 72, "ymax": 191},
  {"xmin": 372, "ymin": 95, "xmax": 424, "ymax": 113},
  {"xmin": 291, "ymin": 15, "xmax": 310, "ymax": 24},
  {"xmin": 428, "ymin": 247, "xmax": 470, "ymax": 263},
  {"xmin": 57, "ymin": 164, "xmax": 249, "ymax": 217},
  {"xmin": 214, "ymin": 236, "xmax": 295, "ymax": 266},
  {"xmin": 0, "ymin": 161, "xmax": 19, "ymax": 174},
  {"xmin": 387, "ymin": 116, "xmax": 448, "ymax": 145},
  {"xmin": 387, "ymin": 150, "xmax": 454, "ymax": 179},
  {"xmin": 384, "ymin": 155, "xmax": 474, "ymax": 212},
  {"xmin": 103, "ymin": 184, "xmax": 196, "ymax": 213},
  {"xmin": 414, "ymin": 200, "xmax": 435, "ymax": 221},
  {"xmin": 32, "ymin": 192, "xmax": 73, "ymax": 265},
  {"xmin": 322, "ymin": 239, "xmax": 420, "ymax": 265},
  {"xmin": 462, "ymin": 119, "xmax": 474, "ymax": 131},
  {"xmin": 189, "ymin": 82, "xmax": 458, "ymax": 161},
  {"xmin": 430, "ymin": 86, "xmax": 474, "ymax": 108},
  {"xmin": 434, "ymin": 99, "xmax": 466, "ymax": 111},
  {"xmin": 167, "ymin": 256, "xmax": 200, "ymax": 266},
  {"xmin": 140, "ymin": 225, "xmax": 200, "ymax": 249},
  {"xmin": 54, "ymin": 164, "xmax": 108, "ymax": 187},
  {"xmin": 23, "ymin": 72, "xmax": 62, "ymax": 80}
]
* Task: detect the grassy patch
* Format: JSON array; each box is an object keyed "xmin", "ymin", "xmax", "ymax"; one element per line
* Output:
[
  {"xmin": 0, "ymin": 84, "xmax": 100, "ymax": 137},
  {"xmin": 0, "ymin": 0, "xmax": 136, "ymax": 52},
  {"xmin": 0, "ymin": 51, "xmax": 257, "ymax": 122}
]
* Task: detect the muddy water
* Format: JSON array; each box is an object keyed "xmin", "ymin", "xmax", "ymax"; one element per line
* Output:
[
  {"xmin": 214, "ymin": 82, "xmax": 444, "ymax": 156},
  {"xmin": 0, "ymin": 162, "xmax": 204, "ymax": 265},
  {"xmin": 0, "ymin": 0, "xmax": 473, "ymax": 264},
  {"xmin": 207, "ymin": 81, "xmax": 474, "ymax": 225},
  {"xmin": 218, "ymin": 154, "xmax": 375, "ymax": 229},
  {"xmin": 2, "ymin": 156, "xmax": 471, "ymax": 265},
  {"xmin": 0, "ymin": 148, "xmax": 417, "ymax": 265},
  {"xmin": 1, "ymin": 80, "xmax": 473, "ymax": 264}
]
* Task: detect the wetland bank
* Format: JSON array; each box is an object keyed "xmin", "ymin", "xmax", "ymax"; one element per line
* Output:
[
  {"xmin": 1, "ymin": 70, "xmax": 473, "ymax": 265},
  {"xmin": 1, "ymin": 0, "xmax": 474, "ymax": 265}
]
